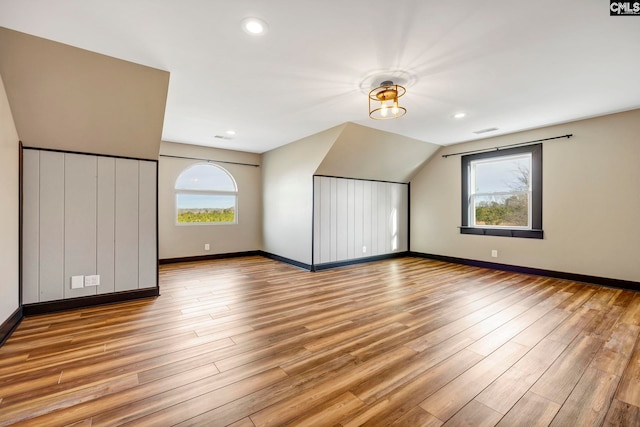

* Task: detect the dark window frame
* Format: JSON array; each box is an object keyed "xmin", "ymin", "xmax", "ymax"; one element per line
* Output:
[{"xmin": 461, "ymin": 144, "xmax": 543, "ymax": 239}]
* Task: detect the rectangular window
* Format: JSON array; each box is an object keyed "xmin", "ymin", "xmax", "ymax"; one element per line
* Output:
[
  {"xmin": 461, "ymin": 144, "xmax": 543, "ymax": 239},
  {"xmin": 176, "ymin": 193, "xmax": 236, "ymax": 224}
]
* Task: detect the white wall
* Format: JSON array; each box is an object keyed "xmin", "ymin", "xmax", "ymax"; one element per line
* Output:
[
  {"xmin": 262, "ymin": 125, "xmax": 344, "ymax": 265},
  {"xmin": 159, "ymin": 142, "xmax": 262, "ymax": 259},
  {"xmin": 313, "ymin": 176, "xmax": 408, "ymax": 265},
  {"xmin": 411, "ymin": 109, "xmax": 640, "ymax": 282},
  {"xmin": 0, "ymin": 75, "xmax": 19, "ymax": 325}
]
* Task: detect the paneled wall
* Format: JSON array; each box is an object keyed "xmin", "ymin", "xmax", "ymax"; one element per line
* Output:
[
  {"xmin": 22, "ymin": 149, "xmax": 157, "ymax": 304},
  {"xmin": 313, "ymin": 176, "xmax": 408, "ymax": 266}
]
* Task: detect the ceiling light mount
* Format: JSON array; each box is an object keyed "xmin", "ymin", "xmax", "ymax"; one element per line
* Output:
[{"xmin": 369, "ymin": 80, "xmax": 406, "ymax": 120}]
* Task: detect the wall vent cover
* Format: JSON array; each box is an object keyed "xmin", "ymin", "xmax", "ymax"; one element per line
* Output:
[{"xmin": 473, "ymin": 127, "xmax": 499, "ymax": 134}]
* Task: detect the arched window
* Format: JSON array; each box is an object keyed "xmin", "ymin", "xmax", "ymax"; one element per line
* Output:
[{"xmin": 175, "ymin": 163, "xmax": 238, "ymax": 224}]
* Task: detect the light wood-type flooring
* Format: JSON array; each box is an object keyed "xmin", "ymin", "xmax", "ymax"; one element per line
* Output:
[{"xmin": 2, "ymin": 256, "xmax": 640, "ymax": 426}]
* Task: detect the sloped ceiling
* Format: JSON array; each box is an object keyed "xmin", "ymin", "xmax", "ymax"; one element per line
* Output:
[
  {"xmin": 0, "ymin": 27, "xmax": 169, "ymax": 160},
  {"xmin": 316, "ymin": 122, "xmax": 440, "ymax": 183},
  {"xmin": 1, "ymin": 1, "xmax": 638, "ymax": 153}
]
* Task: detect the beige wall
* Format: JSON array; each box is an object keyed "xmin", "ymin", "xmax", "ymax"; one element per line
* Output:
[
  {"xmin": 159, "ymin": 141, "xmax": 262, "ymax": 259},
  {"xmin": 316, "ymin": 122, "xmax": 440, "ymax": 182},
  {"xmin": 411, "ymin": 109, "xmax": 640, "ymax": 282},
  {"xmin": 0, "ymin": 74, "xmax": 19, "ymax": 325},
  {"xmin": 262, "ymin": 125, "xmax": 344, "ymax": 264},
  {"xmin": 0, "ymin": 27, "xmax": 168, "ymax": 160}
]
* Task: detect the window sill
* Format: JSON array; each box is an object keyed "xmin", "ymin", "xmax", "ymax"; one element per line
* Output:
[{"xmin": 459, "ymin": 227, "xmax": 543, "ymax": 239}]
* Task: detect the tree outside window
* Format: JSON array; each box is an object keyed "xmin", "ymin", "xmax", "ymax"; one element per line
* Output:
[{"xmin": 175, "ymin": 164, "xmax": 238, "ymax": 225}]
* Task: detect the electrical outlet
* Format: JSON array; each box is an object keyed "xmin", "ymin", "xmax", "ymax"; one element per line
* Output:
[
  {"xmin": 85, "ymin": 275, "xmax": 100, "ymax": 287},
  {"xmin": 491, "ymin": 249, "xmax": 498, "ymax": 258},
  {"xmin": 363, "ymin": 246, "xmax": 367, "ymax": 253},
  {"xmin": 204, "ymin": 243, "xmax": 210, "ymax": 251},
  {"xmin": 71, "ymin": 275, "xmax": 84, "ymax": 289}
]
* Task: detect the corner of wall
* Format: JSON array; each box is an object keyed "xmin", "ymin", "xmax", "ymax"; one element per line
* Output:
[
  {"xmin": 0, "ymin": 73, "xmax": 21, "ymax": 334},
  {"xmin": 261, "ymin": 124, "xmax": 345, "ymax": 264}
]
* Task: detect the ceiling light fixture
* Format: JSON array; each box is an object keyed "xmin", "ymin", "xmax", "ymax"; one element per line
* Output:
[
  {"xmin": 241, "ymin": 18, "xmax": 268, "ymax": 35},
  {"xmin": 454, "ymin": 112, "xmax": 466, "ymax": 119},
  {"xmin": 226, "ymin": 130, "xmax": 236, "ymax": 136},
  {"xmin": 369, "ymin": 80, "xmax": 406, "ymax": 120}
]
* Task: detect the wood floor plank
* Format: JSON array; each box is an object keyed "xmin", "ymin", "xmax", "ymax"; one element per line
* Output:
[
  {"xmin": 1, "ymin": 256, "xmax": 639, "ymax": 426},
  {"xmin": 442, "ymin": 399, "xmax": 503, "ymax": 427},
  {"xmin": 279, "ymin": 391, "xmax": 364, "ymax": 426},
  {"xmin": 618, "ymin": 295, "xmax": 640, "ymax": 325},
  {"xmin": 549, "ymin": 367, "xmax": 618, "ymax": 427},
  {"xmin": 466, "ymin": 290, "xmax": 571, "ymax": 356},
  {"xmin": 171, "ymin": 354, "xmax": 359, "ymax": 427},
  {"xmin": 615, "ymin": 329, "xmax": 640, "ymax": 407},
  {"xmin": 529, "ymin": 335, "xmax": 603, "ymax": 404},
  {"xmin": 0, "ymin": 374, "xmax": 139, "ymax": 425},
  {"xmin": 603, "ymin": 399, "xmax": 640, "ymax": 426},
  {"xmin": 419, "ymin": 342, "xmax": 528, "ymax": 420},
  {"xmin": 545, "ymin": 306, "xmax": 599, "ymax": 344},
  {"xmin": 475, "ymin": 338, "xmax": 567, "ymax": 414},
  {"xmin": 350, "ymin": 334, "xmax": 476, "ymax": 404},
  {"xmin": 341, "ymin": 349, "xmax": 484, "ymax": 427},
  {"xmin": 592, "ymin": 322, "xmax": 639, "ymax": 376},
  {"xmin": 11, "ymin": 355, "xmax": 241, "ymax": 426},
  {"xmin": 227, "ymin": 417, "xmax": 256, "ymax": 427},
  {"xmin": 390, "ymin": 406, "xmax": 443, "ymax": 427},
  {"xmin": 250, "ymin": 346, "xmax": 416, "ymax": 427},
  {"xmin": 64, "ymin": 419, "xmax": 93, "ymax": 427},
  {"xmin": 510, "ymin": 308, "xmax": 570, "ymax": 348},
  {"xmin": 496, "ymin": 391, "xmax": 561, "ymax": 427},
  {"xmin": 109, "ymin": 368, "xmax": 288, "ymax": 426}
]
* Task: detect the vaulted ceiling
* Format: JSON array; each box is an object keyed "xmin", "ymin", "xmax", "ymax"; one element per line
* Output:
[{"xmin": 1, "ymin": 0, "xmax": 638, "ymax": 153}]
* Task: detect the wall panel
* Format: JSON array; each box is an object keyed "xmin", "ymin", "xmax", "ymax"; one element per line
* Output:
[
  {"xmin": 347, "ymin": 180, "xmax": 355, "ymax": 259},
  {"xmin": 354, "ymin": 180, "xmax": 364, "ymax": 258},
  {"xmin": 336, "ymin": 179, "xmax": 348, "ymax": 261},
  {"xmin": 97, "ymin": 157, "xmax": 115, "ymax": 295},
  {"xmin": 38, "ymin": 151, "xmax": 65, "ymax": 302},
  {"xmin": 138, "ymin": 161, "xmax": 157, "ymax": 289},
  {"xmin": 319, "ymin": 177, "xmax": 332, "ymax": 263},
  {"xmin": 313, "ymin": 176, "xmax": 408, "ymax": 266},
  {"xmin": 362, "ymin": 181, "xmax": 372, "ymax": 257},
  {"xmin": 313, "ymin": 178, "xmax": 321, "ymax": 264},
  {"xmin": 370, "ymin": 182, "xmax": 378, "ymax": 255},
  {"xmin": 115, "ymin": 159, "xmax": 139, "ymax": 292},
  {"xmin": 64, "ymin": 154, "xmax": 97, "ymax": 299},
  {"xmin": 329, "ymin": 178, "xmax": 338, "ymax": 262},
  {"xmin": 378, "ymin": 183, "xmax": 389, "ymax": 254},
  {"xmin": 22, "ymin": 150, "xmax": 39, "ymax": 304}
]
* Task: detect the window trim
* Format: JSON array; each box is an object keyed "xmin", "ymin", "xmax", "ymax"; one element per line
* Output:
[
  {"xmin": 174, "ymin": 163, "xmax": 238, "ymax": 226},
  {"xmin": 461, "ymin": 144, "xmax": 543, "ymax": 239}
]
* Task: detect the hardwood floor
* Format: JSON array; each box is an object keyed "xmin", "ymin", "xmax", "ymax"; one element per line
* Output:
[{"xmin": 1, "ymin": 256, "xmax": 640, "ymax": 426}]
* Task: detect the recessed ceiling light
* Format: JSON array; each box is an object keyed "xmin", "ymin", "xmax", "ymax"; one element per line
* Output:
[
  {"xmin": 241, "ymin": 18, "xmax": 268, "ymax": 35},
  {"xmin": 226, "ymin": 130, "xmax": 236, "ymax": 136},
  {"xmin": 453, "ymin": 112, "xmax": 466, "ymax": 119}
]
